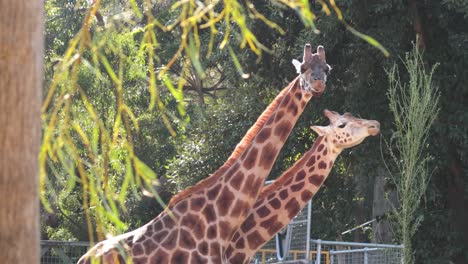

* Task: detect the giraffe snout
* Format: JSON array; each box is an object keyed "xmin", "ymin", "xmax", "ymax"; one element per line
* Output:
[{"xmin": 367, "ymin": 121, "xmax": 381, "ymax": 136}]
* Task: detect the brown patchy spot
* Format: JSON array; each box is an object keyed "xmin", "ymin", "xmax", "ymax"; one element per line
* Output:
[
  {"xmin": 318, "ymin": 161, "xmax": 327, "ymax": 170},
  {"xmin": 202, "ymin": 204, "xmax": 216, "ymax": 223},
  {"xmin": 207, "ymin": 225, "xmax": 217, "ymax": 239},
  {"xmin": 242, "ymin": 173, "xmax": 255, "ymax": 195},
  {"xmin": 279, "ymin": 189, "xmax": 288, "ymax": 199},
  {"xmin": 150, "ymin": 250, "xmax": 169, "ymax": 263},
  {"xmin": 256, "ymin": 128, "xmax": 272, "ymax": 144},
  {"xmin": 198, "ymin": 241, "xmax": 209, "ymax": 255},
  {"xmin": 244, "ymin": 147, "xmax": 259, "ymax": 170},
  {"xmin": 142, "ymin": 238, "xmax": 158, "ymax": 254},
  {"xmin": 274, "ymin": 121, "xmax": 293, "ymax": 142},
  {"xmin": 216, "ymin": 186, "xmax": 235, "ymax": 216},
  {"xmin": 317, "ymin": 144, "xmax": 325, "ymax": 152},
  {"xmin": 241, "ymin": 214, "xmax": 256, "ymax": 233},
  {"xmin": 175, "ymin": 200, "xmax": 188, "ymax": 214},
  {"xmin": 275, "ymin": 111, "xmax": 285, "ymax": 122},
  {"xmin": 171, "ymin": 250, "xmax": 189, "ymax": 263},
  {"xmin": 301, "ymin": 190, "xmax": 314, "ymax": 202},
  {"xmin": 288, "ymin": 102, "xmax": 298, "ymax": 116},
  {"xmin": 308, "ymin": 166, "xmax": 316, "ymax": 173},
  {"xmin": 191, "ymin": 251, "xmax": 207, "ymax": 264},
  {"xmin": 219, "ymin": 221, "xmax": 232, "ymax": 239},
  {"xmin": 260, "ymin": 215, "xmax": 283, "ymax": 235},
  {"xmin": 132, "ymin": 244, "xmax": 144, "ymax": 256},
  {"xmin": 231, "ymin": 253, "xmax": 247, "ymax": 263},
  {"xmin": 291, "ymin": 182, "xmax": 304, "ymax": 192},
  {"xmin": 235, "ymin": 237, "xmax": 246, "ymax": 249},
  {"xmin": 153, "ymin": 220, "xmax": 163, "ymax": 232},
  {"xmin": 323, "ymin": 148, "xmax": 328, "ymax": 156},
  {"xmin": 162, "ymin": 215, "xmax": 175, "ymax": 229},
  {"xmin": 333, "ymin": 139, "xmax": 337, "ymax": 144},
  {"xmin": 153, "ymin": 230, "xmax": 168, "ymax": 242},
  {"xmin": 179, "ymin": 229, "xmax": 196, "ymax": 249},
  {"xmin": 207, "ymin": 184, "xmax": 222, "ymax": 200},
  {"xmin": 295, "ymin": 91, "xmax": 302, "ymax": 100},
  {"xmin": 224, "ymin": 245, "xmax": 234, "ymax": 259},
  {"xmin": 231, "ymin": 199, "xmax": 248, "ymax": 218},
  {"xmin": 329, "ymin": 161, "xmax": 334, "ymax": 168},
  {"xmin": 191, "ymin": 197, "xmax": 205, "ymax": 211},
  {"xmin": 306, "ymin": 156, "xmax": 316, "ymax": 167},
  {"xmin": 161, "ymin": 231, "xmax": 178, "ymax": 250},
  {"xmin": 309, "ymin": 174, "xmax": 325, "ymax": 186},
  {"xmin": 230, "ymin": 171, "xmax": 245, "ymax": 190},
  {"xmin": 259, "ymin": 143, "xmax": 278, "ymax": 169},
  {"xmin": 269, "ymin": 198, "xmax": 281, "ymax": 209},
  {"xmin": 346, "ymin": 133, "xmax": 350, "ymax": 137},
  {"xmin": 296, "ymin": 170, "xmax": 306, "ymax": 181},
  {"xmin": 257, "ymin": 206, "xmax": 271, "ymax": 218},
  {"xmin": 285, "ymin": 198, "xmax": 301, "ymax": 218},
  {"xmin": 247, "ymin": 230, "xmax": 266, "ymax": 250},
  {"xmin": 317, "ymin": 155, "xmax": 321, "ymax": 160}
]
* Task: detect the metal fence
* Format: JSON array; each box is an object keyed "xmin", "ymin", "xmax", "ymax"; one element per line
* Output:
[
  {"xmin": 40, "ymin": 239, "xmax": 403, "ymax": 264},
  {"xmin": 253, "ymin": 239, "xmax": 403, "ymax": 264},
  {"xmin": 41, "ymin": 240, "xmax": 89, "ymax": 264}
]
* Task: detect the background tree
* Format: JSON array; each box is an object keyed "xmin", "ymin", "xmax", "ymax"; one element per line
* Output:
[
  {"xmin": 41, "ymin": 1, "xmax": 468, "ymax": 263},
  {"xmin": 0, "ymin": 1, "xmax": 43, "ymax": 262}
]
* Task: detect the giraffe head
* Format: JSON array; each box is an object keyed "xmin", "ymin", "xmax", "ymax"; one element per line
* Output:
[
  {"xmin": 292, "ymin": 44, "xmax": 331, "ymax": 96},
  {"xmin": 311, "ymin": 109, "xmax": 380, "ymax": 149}
]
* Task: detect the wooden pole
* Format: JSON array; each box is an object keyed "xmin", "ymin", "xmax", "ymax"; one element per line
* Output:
[{"xmin": 0, "ymin": 1, "xmax": 43, "ymax": 263}]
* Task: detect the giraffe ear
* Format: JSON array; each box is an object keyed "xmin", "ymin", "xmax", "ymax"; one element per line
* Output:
[
  {"xmin": 292, "ymin": 59, "xmax": 302, "ymax": 74},
  {"xmin": 324, "ymin": 109, "xmax": 340, "ymax": 123},
  {"xmin": 311, "ymin": 125, "xmax": 330, "ymax": 136}
]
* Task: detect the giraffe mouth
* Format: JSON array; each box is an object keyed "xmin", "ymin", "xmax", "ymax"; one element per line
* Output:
[
  {"xmin": 310, "ymin": 80, "xmax": 326, "ymax": 96},
  {"xmin": 368, "ymin": 122, "xmax": 381, "ymax": 136}
]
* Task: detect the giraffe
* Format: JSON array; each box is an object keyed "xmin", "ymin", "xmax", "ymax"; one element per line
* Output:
[
  {"xmin": 77, "ymin": 44, "xmax": 331, "ymax": 264},
  {"xmin": 224, "ymin": 110, "xmax": 381, "ymax": 263}
]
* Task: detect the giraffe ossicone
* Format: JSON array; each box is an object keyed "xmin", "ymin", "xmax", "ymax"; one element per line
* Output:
[
  {"xmin": 224, "ymin": 110, "xmax": 380, "ymax": 263},
  {"xmin": 77, "ymin": 44, "xmax": 331, "ymax": 264}
]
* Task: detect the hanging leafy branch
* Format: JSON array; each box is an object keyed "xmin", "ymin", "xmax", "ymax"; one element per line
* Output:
[{"xmin": 41, "ymin": 0, "xmax": 389, "ymax": 241}]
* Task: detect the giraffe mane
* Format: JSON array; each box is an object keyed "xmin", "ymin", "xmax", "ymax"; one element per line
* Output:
[
  {"xmin": 258, "ymin": 136, "xmax": 323, "ymax": 199},
  {"xmin": 168, "ymin": 76, "xmax": 300, "ymax": 207}
]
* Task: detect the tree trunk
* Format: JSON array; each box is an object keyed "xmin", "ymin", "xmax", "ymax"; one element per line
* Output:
[{"xmin": 0, "ymin": 1, "xmax": 43, "ymax": 263}]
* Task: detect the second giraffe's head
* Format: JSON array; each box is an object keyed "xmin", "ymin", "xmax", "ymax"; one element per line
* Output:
[
  {"xmin": 292, "ymin": 44, "xmax": 331, "ymax": 96},
  {"xmin": 311, "ymin": 109, "xmax": 380, "ymax": 150}
]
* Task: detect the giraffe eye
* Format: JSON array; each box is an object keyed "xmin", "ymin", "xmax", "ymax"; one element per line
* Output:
[{"xmin": 338, "ymin": 123, "xmax": 346, "ymax": 128}]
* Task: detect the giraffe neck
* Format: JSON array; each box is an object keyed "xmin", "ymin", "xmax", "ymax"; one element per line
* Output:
[
  {"xmin": 168, "ymin": 77, "xmax": 299, "ymax": 206},
  {"xmin": 225, "ymin": 136, "xmax": 340, "ymax": 263}
]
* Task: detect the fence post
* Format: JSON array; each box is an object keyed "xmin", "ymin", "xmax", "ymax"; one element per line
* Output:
[
  {"xmin": 316, "ymin": 239, "xmax": 322, "ymax": 264},
  {"xmin": 364, "ymin": 247, "xmax": 368, "ymax": 264},
  {"xmin": 306, "ymin": 199, "xmax": 312, "ymax": 262}
]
